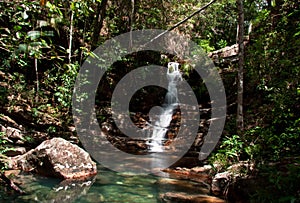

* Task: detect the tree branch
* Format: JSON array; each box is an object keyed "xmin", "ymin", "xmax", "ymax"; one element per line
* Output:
[
  {"xmin": 145, "ymin": 0, "xmax": 217, "ymax": 45},
  {"xmin": 168, "ymin": 0, "xmax": 217, "ymax": 32},
  {"xmin": 0, "ymin": 46, "xmax": 11, "ymax": 52}
]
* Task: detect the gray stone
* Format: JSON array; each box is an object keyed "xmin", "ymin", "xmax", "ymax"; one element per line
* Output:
[
  {"xmin": 0, "ymin": 124, "xmax": 25, "ymax": 144},
  {"xmin": 8, "ymin": 137, "xmax": 97, "ymax": 179},
  {"xmin": 6, "ymin": 126, "xmax": 23, "ymax": 140}
]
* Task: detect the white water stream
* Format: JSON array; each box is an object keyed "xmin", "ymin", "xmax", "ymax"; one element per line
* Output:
[{"xmin": 147, "ymin": 62, "xmax": 182, "ymax": 152}]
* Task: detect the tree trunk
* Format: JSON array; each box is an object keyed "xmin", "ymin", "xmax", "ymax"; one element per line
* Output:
[
  {"xmin": 129, "ymin": 0, "xmax": 135, "ymax": 49},
  {"xmin": 34, "ymin": 58, "xmax": 39, "ymax": 103},
  {"xmin": 68, "ymin": 9, "xmax": 74, "ymax": 64},
  {"xmin": 91, "ymin": 0, "xmax": 108, "ymax": 50},
  {"xmin": 236, "ymin": 0, "xmax": 244, "ymax": 132}
]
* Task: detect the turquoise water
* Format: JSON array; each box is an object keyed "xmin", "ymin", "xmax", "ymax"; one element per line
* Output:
[{"xmin": 0, "ymin": 165, "xmax": 211, "ymax": 203}]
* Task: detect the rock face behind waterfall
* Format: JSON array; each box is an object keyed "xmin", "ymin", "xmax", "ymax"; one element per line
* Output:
[{"xmin": 8, "ymin": 138, "xmax": 97, "ymax": 179}]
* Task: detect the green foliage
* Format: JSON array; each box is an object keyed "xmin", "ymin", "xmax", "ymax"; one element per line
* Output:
[
  {"xmin": 252, "ymin": 162, "xmax": 300, "ymax": 202},
  {"xmin": 0, "ymin": 0, "xmax": 90, "ymax": 131},
  {"xmin": 191, "ymin": 0, "xmax": 238, "ymax": 51},
  {"xmin": 221, "ymin": 135, "xmax": 244, "ymax": 161},
  {"xmin": 245, "ymin": 118, "xmax": 300, "ymax": 162},
  {"xmin": 53, "ymin": 63, "xmax": 79, "ymax": 109},
  {"xmin": 0, "ymin": 132, "xmax": 11, "ymax": 172},
  {"xmin": 216, "ymin": 39, "xmax": 227, "ymax": 49},
  {"xmin": 210, "ymin": 134, "xmax": 247, "ymax": 168},
  {"xmin": 210, "ymin": 1, "xmax": 300, "ymax": 202},
  {"xmin": 195, "ymin": 39, "xmax": 215, "ymax": 53},
  {"xmin": 244, "ymin": 0, "xmax": 300, "ymax": 165}
]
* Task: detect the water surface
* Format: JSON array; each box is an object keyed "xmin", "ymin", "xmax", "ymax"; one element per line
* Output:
[{"xmin": 0, "ymin": 165, "xmax": 213, "ymax": 203}]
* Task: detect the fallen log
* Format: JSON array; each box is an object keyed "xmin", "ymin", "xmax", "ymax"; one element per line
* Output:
[{"xmin": 208, "ymin": 40, "xmax": 249, "ymax": 65}]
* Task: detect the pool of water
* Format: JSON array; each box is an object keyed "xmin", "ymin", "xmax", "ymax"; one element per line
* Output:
[{"xmin": 0, "ymin": 165, "xmax": 214, "ymax": 202}]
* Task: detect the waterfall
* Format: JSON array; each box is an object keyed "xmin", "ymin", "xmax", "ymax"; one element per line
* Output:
[{"xmin": 147, "ymin": 62, "xmax": 182, "ymax": 152}]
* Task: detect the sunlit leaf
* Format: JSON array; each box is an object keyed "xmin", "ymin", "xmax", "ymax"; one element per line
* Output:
[
  {"xmin": 21, "ymin": 11, "xmax": 28, "ymax": 19},
  {"xmin": 18, "ymin": 44, "xmax": 28, "ymax": 52},
  {"xmin": 27, "ymin": 31, "xmax": 41, "ymax": 40}
]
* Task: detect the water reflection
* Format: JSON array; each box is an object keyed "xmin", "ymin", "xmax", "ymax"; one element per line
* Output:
[{"xmin": 1, "ymin": 165, "xmax": 220, "ymax": 203}]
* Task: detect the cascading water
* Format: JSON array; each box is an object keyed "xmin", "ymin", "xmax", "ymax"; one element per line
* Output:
[{"xmin": 147, "ymin": 62, "xmax": 182, "ymax": 152}]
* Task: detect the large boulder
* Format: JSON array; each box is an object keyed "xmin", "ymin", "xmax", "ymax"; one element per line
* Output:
[{"xmin": 8, "ymin": 137, "xmax": 97, "ymax": 179}]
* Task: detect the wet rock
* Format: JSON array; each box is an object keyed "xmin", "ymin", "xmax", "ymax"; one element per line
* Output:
[
  {"xmin": 156, "ymin": 178, "xmax": 210, "ymax": 194},
  {"xmin": 159, "ymin": 192, "xmax": 225, "ymax": 203},
  {"xmin": 8, "ymin": 137, "xmax": 97, "ymax": 179},
  {"xmin": 162, "ymin": 166, "xmax": 212, "ymax": 185},
  {"xmin": 211, "ymin": 171, "xmax": 232, "ymax": 196},
  {"xmin": 212, "ymin": 162, "xmax": 255, "ymax": 196},
  {"xmin": 126, "ymin": 140, "xmax": 148, "ymax": 150}
]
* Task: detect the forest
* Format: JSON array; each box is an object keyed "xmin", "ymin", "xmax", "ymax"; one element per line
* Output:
[{"xmin": 0, "ymin": 0, "xmax": 299, "ymax": 202}]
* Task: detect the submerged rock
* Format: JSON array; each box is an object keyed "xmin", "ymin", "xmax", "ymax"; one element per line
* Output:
[
  {"xmin": 159, "ymin": 192, "xmax": 225, "ymax": 203},
  {"xmin": 8, "ymin": 137, "xmax": 97, "ymax": 179},
  {"xmin": 2, "ymin": 170, "xmax": 96, "ymax": 202},
  {"xmin": 156, "ymin": 178, "xmax": 210, "ymax": 194}
]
